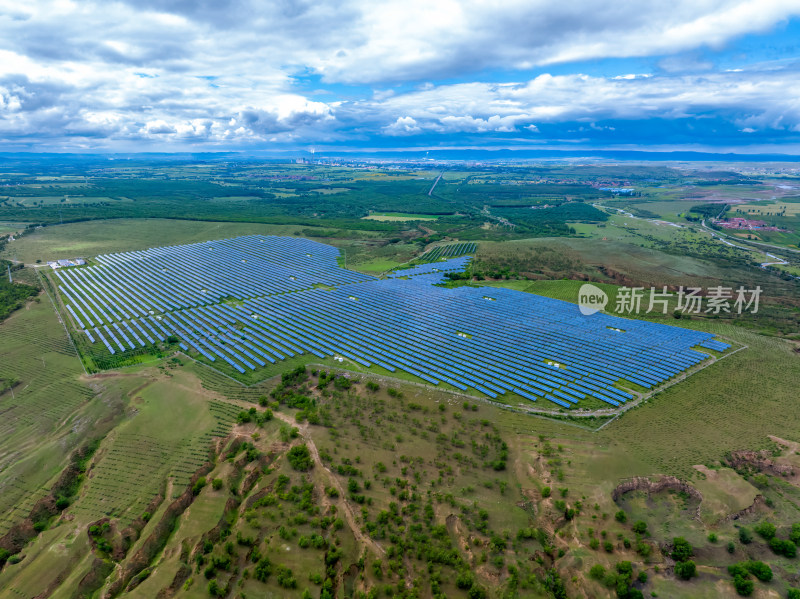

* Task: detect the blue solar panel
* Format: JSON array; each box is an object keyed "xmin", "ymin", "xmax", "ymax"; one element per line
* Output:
[{"xmin": 63, "ymin": 235, "xmax": 728, "ymax": 410}]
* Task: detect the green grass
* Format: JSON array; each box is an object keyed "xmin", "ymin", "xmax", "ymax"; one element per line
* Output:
[
  {"xmin": 602, "ymin": 322, "xmax": 800, "ymax": 479},
  {"xmin": 0, "ymin": 298, "xmax": 108, "ymax": 535},
  {"xmin": 71, "ymin": 368, "xmax": 236, "ymax": 524}
]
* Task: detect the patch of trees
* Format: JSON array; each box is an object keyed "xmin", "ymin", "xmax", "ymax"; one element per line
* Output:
[
  {"xmin": 728, "ymin": 561, "xmax": 773, "ymax": 596},
  {"xmin": 671, "ymin": 537, "xmax": 696, "ymax": 580},
  {"xmin": 0, "ymin": 261, "xmax": 38, "ymax": 322},
  {"xmin": 287, "ymin": 445, "xmax": 313, "ymax": 471}
]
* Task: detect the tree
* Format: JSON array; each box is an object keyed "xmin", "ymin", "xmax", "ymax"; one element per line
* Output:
[
  {"xmin": 589, "ymin": 564, "xmax": 605, "ymax": 580},
  {"xmin": 287, "ymin": 445, "xmax": 313, "ymax": 471},
  {"xmin": 192, "ymin": 477, "xmax": 206, "ymax": 495},
  {"xmin": 632, "ymin": 521, "xmax": 648, "ymax": 535},
  {"xmin": 732, "ymin": 575, "xmax": 754, "ymax": 596},
  {"xmin": 208, "ymin": 580, "xmax": 224, "ymax": 597},
  {"xmin": 769, "ymin": 537, "xmax": 797, "ymax": 558},
  {"xmin": 744, "ymin": 560, "xmax": 772, "ymax": 582},
  {"xmin": 787, "ymin": 589, "xmax": 800, "ymax": 599},
  {"xmin": 674, "ymin": 560, "xmax": 696, "ymax": 580},
  {"xmin": 671, "ymin": 537, "xmax": 693, "ymax": 562},
  {"xmin": 739, "ymin": 527, "xmax": 753, "ymax": 544},
  {"xmin": 254, "ymin": 557, "xmax": 272, "ymax": 582},
  {"xmin": 754, "ymin": 521, "xmax": 776, "ymax": 540}
]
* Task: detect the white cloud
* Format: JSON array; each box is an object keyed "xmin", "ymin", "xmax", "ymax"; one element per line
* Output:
[
  {"xmin": 0, "ymin": 0, "xmax": 799, "ymax": 148},
  {"xmin": 382, "ymin": 116, "xmax": 422, "ymax": 136}
]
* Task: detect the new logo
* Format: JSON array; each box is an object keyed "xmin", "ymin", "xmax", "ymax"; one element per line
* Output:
[{"xmin": 578, "ymin": 283, "xmax": 608, "ymax": 316}]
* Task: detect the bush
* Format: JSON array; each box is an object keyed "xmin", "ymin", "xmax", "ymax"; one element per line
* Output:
[
  {"xmin": 769, "ymin": 537, "xmax": 797, "ymax": 558},
  {"xmin": 208, "ymin": 580, "xmax": 224, "ymax": 597},
  {"xmin": 745, "ymin": 560, "xmax": 772, "ymax": 582},
  {"xmin": 541, "ymin": 486, "xmax": 551, "ymax": 498},
  {"xmin": 671, "ymin": 537, "xmax": 693, "ymax": 562},
  {"xmin": 732, "ymin": 575, "xmax": 754, "ymax": 596},
  {"xmin": 254, "ymin": 557, "xmax": 272, "ymax": 582},
  {"xmin": 287, "ymin": 445, "xmax": 313, "ymax": 471},
  {"xmin": 674, "ymin": 560, "xmax": 696, "ymax": 580},
  {"xmin": 739, "ymin": 527, "xmax": 753, "ymax": 544},
  {"xmin": 754, "ymin": 521, "xmax": 776, "ymax": 540},
  {"xmin": 276, "ymin": 565, "xmax": 297, "ymax": 589},
  {"xmin": 727, "ymin": 541, "xmax": 736, "ymax": 554},
  {"xmin": 708, "ymin": 533, "xmax": 717, "ymax": 543},
  {"xmin": 791, "ymin": 523, "xmax": 800, "ymax": 545},
  {"xmin": 211, "ymin": 478, "xmax": 223, "ymax": 490},
  {"xmin": 787, "ymin": 589, "xmax": 800, "ymax": 599},
  {"xmin": 589, "ymin": 564, "xmax": 605, "ymax": 580},
  {"xmin": 456, "ymin": 571, "xmax": 475, "ymax": 590},
  {"xmin": 192, "ymin": 477, "xmax": 207, "ymax": 495},
  {"xmin": 632, "ymin": 520, "xmax": 648, "ymax": 535},
  {"xmin": 615, "ymin": 510, "xmax": 627, "ymax": 523}
]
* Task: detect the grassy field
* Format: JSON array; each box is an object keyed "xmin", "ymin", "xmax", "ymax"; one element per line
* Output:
[
  {"xmin": 0, "ymin": 297, "xmax": 127, "ymax": 536},
  {"xmin": 0, "ymin": 222, "xmax": 24, "ymax": 235},
  {"xmin": 734, "ymin": 200, "xmax": 800, "ymax": 218}
]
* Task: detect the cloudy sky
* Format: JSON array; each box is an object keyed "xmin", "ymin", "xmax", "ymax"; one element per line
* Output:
[{"xmin": 2, "ymin": 0, "xmax": 800, "ymax": 153}]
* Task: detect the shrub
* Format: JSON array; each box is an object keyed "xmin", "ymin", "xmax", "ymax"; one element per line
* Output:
[
  {"xmin": 276, "ymin": 565, "xmax": 297, "ymax": 588},
  {"xmin": 211, "ymin": 478, "xmax": 223, "ymax": 490},
  {"xmin": 455, "ymin": 570, "xmax": 475, "ymax": 590},
  {"xmin": 674, "ymin": 560, "xmax": 696, "ymax": 580},
  {"xmin": 589, "ymin": 564, "xmax": 605, "ymax": 580},
  {"xmin": 791, "ymin": 523, "xmax": 800, "ymax": 545},
  {"xmin": 254, "ymin": 557, "xmax": 272, "ymax": 582},
  {"xmin": 615, "ymin": 510, "xmax": 627, "ymax": 523},
  {"xmin": 287, "ymin": 445, "xmax": 313, "ymax": 471},
  {"xmin": 787, "ymin": 589, "xmax": 800, "ymax": 599},
  {"xmin": 208, "ymin": 580, "xmax": 224, "ymax": 597},
  {"xmin": 707, "ymin": 532, "xmax": 718, "ymax": 543},
  {"xmin": 739, "ymin": 527, "xmax": 753, "ymax": 544},
  {"xmin": 541, "ymin": 486, "xmax": 551, "ymax": 498},
  {"xmin": 754, "ymin": 521, "xmax": 776, "ymax": 540},
  {"xmin": 192, "ymin": 477, "xmax": 206, "ymax": 495},
  {"xmin": 671, "ymin": 537, "xmax": 693, "ymax": 562},
  {"xmin": 744, "ymin": 560, "xmax": 772, "ymax": 582},
  {"xmin": 732, "ymin": 575, "xmax": 754, "ymax": 596},
  {"xmin": 769, "ymin": 537, "xmax": 796, "ymax": 558},
  {"xmin": 632, "ymin": 520, "xmax": 648, "ymax": 535}
]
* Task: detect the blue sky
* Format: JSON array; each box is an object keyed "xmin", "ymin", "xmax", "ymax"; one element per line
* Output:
[{"xmin": 1, "ymin": 0, "xmax": 800, "ymax": 154}]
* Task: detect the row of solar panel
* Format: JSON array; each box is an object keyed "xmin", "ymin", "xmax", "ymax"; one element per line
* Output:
[{"xmin": 70, "ymin": 236, "xmax": 729, "ymax": 410}]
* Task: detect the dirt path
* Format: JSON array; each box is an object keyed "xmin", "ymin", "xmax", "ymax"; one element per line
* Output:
[{"xmin": 272, "ymin": 411, "xmax": 385, "ymax": 557}]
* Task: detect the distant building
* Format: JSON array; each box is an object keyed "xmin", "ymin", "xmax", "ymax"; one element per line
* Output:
[{"xmin": 48, "ymin": 258, "xmax": 87, "ymax": 269}]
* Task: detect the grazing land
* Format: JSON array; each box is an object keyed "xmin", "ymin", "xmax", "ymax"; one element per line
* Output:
[{"xmin": 1, "ymin": 157, "xmax": 799, "ymax": 599}]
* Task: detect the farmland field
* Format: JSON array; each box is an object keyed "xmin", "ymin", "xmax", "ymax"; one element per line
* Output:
[{"xmin": 1, "ymin": 158, "xmax": 799, "ymax": 599}]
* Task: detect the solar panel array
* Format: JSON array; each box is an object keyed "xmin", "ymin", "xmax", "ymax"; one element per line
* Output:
[
  {"xmin": 55, "ymin": 235, "xmax": 729, "ymax": 409},
  {"xmin": 386, "ymin": 256, "xmax": 472, "ymax": 279},
  {"xmin": 418, "ymin": 242, "xmax": 477, "ymax": 263}
]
